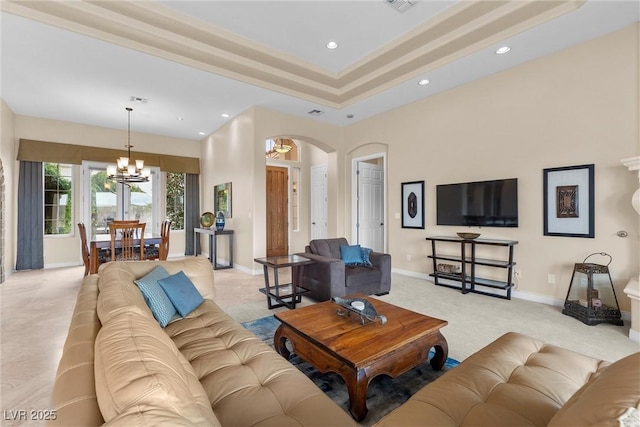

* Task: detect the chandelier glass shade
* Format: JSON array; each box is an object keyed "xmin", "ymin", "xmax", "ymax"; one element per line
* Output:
[
  {"xmin": 266, "ymin": 138, "xmax": 293, "ymax": 158},
  {"xmin": 273, "ymin": 139, "xmax": 292, "ymax": 153},
  {"xmin": 107, "ymin": 107, "xmax": 150, "ymax": 184}
]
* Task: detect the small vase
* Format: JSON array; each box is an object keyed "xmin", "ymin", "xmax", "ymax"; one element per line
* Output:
[{"xmin": 215, "ymin": 211, "xmax": 225, "ymax": 231}]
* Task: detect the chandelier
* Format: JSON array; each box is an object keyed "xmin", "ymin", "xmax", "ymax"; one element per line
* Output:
[
  {"xmin": 266, "ymin": 138, "xmax": 293, "ymax": 158},
  {"xmin": 107, "ymin": 107, "xmax": 150, "ymax": 184}
]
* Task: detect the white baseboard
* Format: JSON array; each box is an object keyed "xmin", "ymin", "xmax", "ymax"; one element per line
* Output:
[
  {"xmin": 44, "ymin": 262, "xmax": 83, "ymax": 269},
  {"xmin": 629, "ymin": 328, "xmax": 640, "ymax": 343},
  {"xmin": 393, "ymin": 270, "xmax": 631, "ymax": 322},
  {"xmin": 231, "ymin": 264, "xmax": 256, "ymax": 275},
  {"xmin": 391, "ymin": 268, "xmax": 430, "ymax": 280}
]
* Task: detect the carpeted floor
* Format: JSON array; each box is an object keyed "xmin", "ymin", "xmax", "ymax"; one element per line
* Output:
[{"xmin": 242, "ymin": 315, "xmax": 460, "ymax": 426}]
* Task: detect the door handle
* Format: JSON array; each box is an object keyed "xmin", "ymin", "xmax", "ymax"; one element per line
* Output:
[
  {"xmin": 312, "ymin": 222, "xmax": 316, "ymax": 225},
  {"xmin": 380, "ymin": 222, "xmax": 384, "ymax": 226}
]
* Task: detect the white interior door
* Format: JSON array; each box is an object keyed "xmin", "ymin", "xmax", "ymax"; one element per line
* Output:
[
  {"xmin": 310, "ymin": 165, "xmax": 328, "ymax": 240},
  {"xmin": 357, "ymin": 161, "xmax": 384, "ymax": 252}
]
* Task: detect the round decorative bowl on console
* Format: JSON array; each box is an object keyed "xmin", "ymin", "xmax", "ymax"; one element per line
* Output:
[
  {"xmin": 457, "ymin": 232, "xmax": 481, "ymax": 240},
  {"xmin": 200, "ymin": 211, "xmax": 214, "ymax": 228}
]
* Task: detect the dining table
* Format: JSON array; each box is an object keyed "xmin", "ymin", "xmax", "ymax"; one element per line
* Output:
[{"xmin": 89, "ymin": 233, "xmax": 162, "ymax": 274}]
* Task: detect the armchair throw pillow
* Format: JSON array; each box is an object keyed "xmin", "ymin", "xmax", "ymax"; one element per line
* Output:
[
  {"xmin": 340, "ymin": 244, "xmax": 365, "ymax": 266},
  {"xmin": 361, "ymin": 247, "xmax": 374, "ymax": 267}
]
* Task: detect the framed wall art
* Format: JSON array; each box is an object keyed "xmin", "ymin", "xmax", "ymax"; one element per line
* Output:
[
  {"xmin": 214, "ymin": 182, "xmax": 232, "ymax": 218},
  {"xmin": 401, "ymin": 181, "xmax": 425, "ymax": 229},
  {"xmin": 543, "ymin": 164, "xmax": 594, "ymax": 238}
]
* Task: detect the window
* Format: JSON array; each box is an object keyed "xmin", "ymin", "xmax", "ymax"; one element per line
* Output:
[
  {"xmin": 166, "ymin": 172, "xmax": 185, "ymax": 230},
  {"xmin": 44, "ymin": 162, "xmax": 73, "ymax": 235}
]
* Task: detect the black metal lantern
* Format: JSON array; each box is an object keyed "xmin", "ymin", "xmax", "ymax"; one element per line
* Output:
[{"xmin": 563, "ymin": 252, "xmax": 623, "ymax": 326}]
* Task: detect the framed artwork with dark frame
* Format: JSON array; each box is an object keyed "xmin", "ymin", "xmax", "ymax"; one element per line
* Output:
[
  {"xmin": 214, "ymin": 182, "xmax": 232, "ymax": 218},
  {"xmin": 543, "ymin": 164, "xmax": 594, "ymax": 238},
  {"xmin": 401, "ymin": 181, "xmax": 425, "ymax": 229}
]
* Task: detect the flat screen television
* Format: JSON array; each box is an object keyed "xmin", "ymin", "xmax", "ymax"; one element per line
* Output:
[{"xmin": 436, "ymin": 178, "xmax": 518, "ymax": 227}]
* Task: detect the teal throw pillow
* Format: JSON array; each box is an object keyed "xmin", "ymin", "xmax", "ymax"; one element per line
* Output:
[
  {"xmin": 157, "ymin": 271, "xmax": 204, "ymax": 317},
  {"xmin": 361, "ymin": 247, "xmax": 373, "ymax": 267},
  {"xmin": 340, "ymin": 244, "xmax": 364, "ymax": 266},
  {"xmin": 134, "ymin": 265, "xmax": 177, "ymax": 328}
]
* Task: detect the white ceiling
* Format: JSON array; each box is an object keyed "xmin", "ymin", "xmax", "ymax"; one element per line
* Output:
[{"xmin": 1, "ymin": 1, "xmax": 638, "ymax": 141}]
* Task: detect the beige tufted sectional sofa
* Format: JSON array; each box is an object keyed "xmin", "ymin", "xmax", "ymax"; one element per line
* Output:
[
  {"xmin": 375, "ymin": 332, "xmax": 639, "ymax": 426},
  {"xmin": 50, "ymin": 257, "xmax": 355, "ymax": 426},
  {"xmin": 51, "ymin": 256, "xmax": 639, "ymax": 426}
]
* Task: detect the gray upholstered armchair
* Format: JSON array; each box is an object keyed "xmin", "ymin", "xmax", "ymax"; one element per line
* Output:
[{"xmin": 298, "ymin": 238, "xmax": 391, "ymax": 302}]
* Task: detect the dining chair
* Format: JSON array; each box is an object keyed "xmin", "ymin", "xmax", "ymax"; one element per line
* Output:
[
  {"xmin": 78, "ymin": 223, "xmax": 91, "ymax": 276},
  {"xmin": 109, "ymin": 222, "xmax": 146, "ymax": 261},
  {"xmin": 159, "ymin": 219, "xmax": 172, "ymax": 261}
]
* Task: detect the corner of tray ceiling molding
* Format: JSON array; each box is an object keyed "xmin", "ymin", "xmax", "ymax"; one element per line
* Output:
[{"xmin": 333, "ymin": 0, "xmax": 586, "ymax": 106}]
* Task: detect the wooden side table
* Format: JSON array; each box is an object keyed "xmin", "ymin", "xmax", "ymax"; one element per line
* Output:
[
  {"xmin": 254, "ymin": 255, "xmax": 314, "ymax": 309},
  {"xmin": 194, "ymin": 228, "xmax": 234, "ymax": 270}
]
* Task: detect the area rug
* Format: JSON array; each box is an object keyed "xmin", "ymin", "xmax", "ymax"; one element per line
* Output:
[{"xmin": 242, "ymin": 315, "xmax": 460, "ymax": 426}]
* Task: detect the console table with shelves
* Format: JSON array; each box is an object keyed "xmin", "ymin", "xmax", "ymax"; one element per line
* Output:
[{"xmin": 425, "ymin": 236, "xmax": 518, "ymax": 300}]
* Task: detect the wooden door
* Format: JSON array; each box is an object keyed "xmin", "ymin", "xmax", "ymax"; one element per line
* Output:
[{"xmin": 266, "ymin": 166, "xmax": 289, "ymax": 257}]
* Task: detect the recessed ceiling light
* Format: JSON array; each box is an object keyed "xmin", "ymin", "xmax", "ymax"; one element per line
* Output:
[
  {"xmin": 418, "ymin": 79, "xmax": 430, "ymax": 86},
  {"xmin": 326, "ymin": 41, "xmax": 338, "ymax": 50},
  {"xmin": 177, "ymin": 117, "xmax": 184, "ymax": 121},
  {"xmin": 198, "ymin": 131, "xmax": 206, "ymax": 136},
  {"xmin": 495, "ymin": 46, "xmax": 511, "ymax": 55},
  {"xmin": 221, "ymin": 113, "xmax": 230, "ymax": 118}
]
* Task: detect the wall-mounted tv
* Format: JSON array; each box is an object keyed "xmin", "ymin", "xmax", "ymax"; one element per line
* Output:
[{"xmin": 436, "ymin": 178, "xmax": 518, "ymax": 227}]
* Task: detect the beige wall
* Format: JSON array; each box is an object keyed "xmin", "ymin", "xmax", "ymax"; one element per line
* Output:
[
  {"xmin": 344, "ymin": 24, "xmax": 640, "ymax": 311},
  {"xmin": 1, "ymin": 100, "xmax": 17, "ymax": 279},
  {"xmin": 200, "ymin": 108, "xmax": 257, "ymax": 271},
  {"xmin": 9, "ymin": 116, "xmax": 199, "ymax": 268}
]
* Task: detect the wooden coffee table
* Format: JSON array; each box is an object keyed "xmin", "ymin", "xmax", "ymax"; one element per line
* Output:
[{"xmin": 274, "ymin": 295, "xmax": 448, "ymax": 421}]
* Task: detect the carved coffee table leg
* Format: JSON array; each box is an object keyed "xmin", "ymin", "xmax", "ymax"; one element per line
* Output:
[
  {"xmin": 274, "ymin": 325, "xmax": 291, "ymax": 359},
  {"xmin": 345, "ymin": 369, "xmax": 370, "ymax": 422},
  {"xmin": 429, "ymin": 331, "xmax": 449, "ymax": 370}
]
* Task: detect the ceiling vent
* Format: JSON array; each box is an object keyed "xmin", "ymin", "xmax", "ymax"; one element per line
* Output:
[
  {"xmin": 384, "ymin": 0, "xmax": 415, "ymax": 13},
  {"xmin": 129, "ymin": 96, "xmax": 149, "ymax": 103},
  {"xmin": 308, "ymin": 109, "xmax": 325, "ymax": 116}
]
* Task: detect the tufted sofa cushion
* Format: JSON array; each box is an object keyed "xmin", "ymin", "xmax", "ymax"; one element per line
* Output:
[
  {"xmin": 375, "ymin": 332, "xmax": 611, "ymax": 427},
  {"xmin": 95, "ymin": 310, "xmax": 219, "ymax": 425},
  {"xmin": 164, "ymin": 299, "xmax": 356, "ymax": 426},
  {"xmin": 548, "ymin": 351, "xmax": 640, "ymax": 426},
  {"xmin": 97, "ymin": 262, "xmax": 153, "ymax": 324}
]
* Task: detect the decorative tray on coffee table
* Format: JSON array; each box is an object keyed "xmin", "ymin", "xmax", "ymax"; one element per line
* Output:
[{"xmin": 332, "ymin": 297, "xmax": 387, "ymax": 325}]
